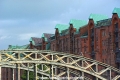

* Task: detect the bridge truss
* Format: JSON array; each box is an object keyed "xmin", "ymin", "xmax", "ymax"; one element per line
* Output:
[{"xmin": 0, "ymin": 50, "xmax": 120, "ymax": 80}]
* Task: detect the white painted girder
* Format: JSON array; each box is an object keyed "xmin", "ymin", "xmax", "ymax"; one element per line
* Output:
[{"xmin": 0, "ymin": 50, "xmax": 120, "ymax": 80}]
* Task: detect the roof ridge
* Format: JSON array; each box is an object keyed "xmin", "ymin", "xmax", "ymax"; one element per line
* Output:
[
  {"xmin": 31, "ymin": 37, "xmax": 41, "ymax": 39},
  {"xmin": 89, "ymin": 13, "xmax": 109, "ymax": 23},
  {"xmin": 89, "ymin": 13, "xmax": 108, "ymax": 18},
  {"xmin": 112, "ymin": 7, "xmax": 120, "ymax": 18},
  {"xmin": 70, "ymin": 19, "xmax": 86, "ymax": 21},
  {"xmin": 43, "ymin": 33, "xmax": 54, "ymax": 35},
  {"xmin": 55, "ymin": 24, "xmax": 69, "ymax": 27},
  {"xmin": 55, "ymin": 24, "xmax": 69, "ymax": 33}
]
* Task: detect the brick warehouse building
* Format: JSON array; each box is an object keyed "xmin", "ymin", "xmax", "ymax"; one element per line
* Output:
[
  {"xmin": 1, "ymin": 45, "xmax": 29, "ymax": 80},
  {"xmin": 29, "ymin": 7, "xmax": 120, "ymax": 79},
  {"xmin": 50, "ymin": 7, "xmax": 120, "ymax": 79},
  {"xmin": 2, "ymin": 7, "xmax": 120, "ymax": 80},
  {"xmin": 29, "ymin": 33, "xmax": 54, "ymax": 50},
  {"xmin": 50, "ymin": 7, "xmax": 120, "ymax": 67}
]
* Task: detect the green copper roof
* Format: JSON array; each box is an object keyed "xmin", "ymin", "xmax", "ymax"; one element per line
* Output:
[
  {"xmin": 41, "ymin": 33, "xmax": 47, "ymax": 41},
  {"xmin": 89, "ymin": 14, "xmax": 108, "ymax": 23},
  {"xmin": 112, "ymin": 7, "xmax": 120, "ymax": 18},
  {"xmin": 44, "ymin": 37, "xmax": 47, "ymax": 41},
  {"xmin": 41, "ymin": 33, "xmax": 54, "ymax": 42},
  {"xmin": 29, "ymin": 37, "xmax": 42, "ymax": 45},
  {"xmin": 46, "ymin": 42, "xmax": 50, "ymax": 50},
  {"xmin": 8, "ymin": 44, "xmax": 29, "ymax": 56},
  {"xmin": 55, "ymin": 24, "xmax": 69, "ymax": 33},
  {"xmin": 8, "ymin": 44, "xmax": 29, "ymax": 50},
  {"xmin": 29, "ymin": 37, "xmax": 35, "ymax": 45},
  {"xmin": 69, "ymin": 19, "xmax": 87, "ymax": 33},
  {"xmin": 42, "ymin": 33, "xmax": 45, "ymax": 38}
]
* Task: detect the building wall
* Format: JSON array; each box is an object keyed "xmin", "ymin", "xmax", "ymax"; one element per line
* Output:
[
  {"xmin": 1, "ymin": 68, "xmax": 21, "ymax": 80},
  {"xmin": 50, "ymin": 13, "xmax": 120, "ymax": 71},
  {"xmin": 51, "ymin": 40, "xmax": 56, "ymax": 51},
  {"xmin": 3, "ymin": 13, "xmax": 119, "ymax": 80}
]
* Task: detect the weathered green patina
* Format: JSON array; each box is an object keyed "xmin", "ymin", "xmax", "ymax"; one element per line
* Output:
[
  {"xmin": 89, "ymin": 13, "xmax": 108, "ymax": 23},
  {"xmin": 29, "ymin": 37, "xmax": 35, "ymax": 45},
  {"xmin": 55, "ymin": 24, "xmax": 69, "ymax": 33},
  {"xmin": 69, "ymin": 19, "xmax": 87, "ymax": 33},
  {"xmin": 112, "ymin": 7, "xmax": 120, "ymax": 18},
  {"xmin": 8, "ymin": 44, "xmax": 29, "ymax": 50}
]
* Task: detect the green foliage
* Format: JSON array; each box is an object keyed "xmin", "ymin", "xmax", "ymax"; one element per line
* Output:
[
  {"xmin": 21, "ymin": 71, "xmax": 34, "ymax": 80},
  {"xmin": 21, "ymin": 64, "xmax": 50, "ymax": 80}
]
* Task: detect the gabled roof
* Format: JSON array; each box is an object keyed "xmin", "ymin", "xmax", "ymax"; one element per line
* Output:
[
  {"xmin": 8, "ymin": 44, "xmax": 29, "ymax": 50},
  {"xmin": 89, "ymin": 13, "xmax": 108, "ymax": 23},
  {"xmin": 69, "ymin": 19, "xmax": 87, "ymax": 33},
  {"xmin": 29, "ymin": 37, "xmax": 42, "ymax": 45},
  {"xmin": 55, "ymin": 24, "xmax": 69, "ymax": 33},
  {"xmin": 42, "ymin": 33, "xmax": 54, "ymax": 38},
  {"xmin": 58, "ymin": 19, "xmax": 87, "ymax": 35},
  {"xmin": 112, "ymin": 7, "xmax": 120, "ymax": 18},
  {"xmin": 8, "ymin": 44, "xmax": 29, "ymax": 55},
  {"xmin": 41, "ymin": 33, "xmax": 54, "ymax": 42}
]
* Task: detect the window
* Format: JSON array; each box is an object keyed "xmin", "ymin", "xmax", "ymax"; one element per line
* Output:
[
  {"xmin": 96, "ymin": 45, "xmax": 98, "ymax": 49},
  {"xmin": 117, "ymin": 63, "xmax": 120, "ymax": 69},
  {"xmin": 116, "ymin": 33, "xmax": 118, "ymax": 37},
  {"xmin": 102, "ymin": 49, "xmax": 107, "ymax": 54},
  {"xmin": 66, "ymin": 38, "xmax": 67, "ymax": 42},
  {"xmin": 105, "ymin": 59, "xmax": 107, "ymax": 63},
  {"xmin": 52, "ymin": 44, "xmax": 53, "ymax": 50},
  {"xmin": 77, "ymin": 39, "xmax": 79, "ymax": 53},
  {"xmin": 119, "ymin": 43, "xmax": 120, "ymax": 47},
  {"xmin": 115, "ymin": 23, "xmax": 118, "ymax": 29},
  {"xmin": 91, "ymin": 47, "xmax": 94, "ymax": 51},
  {"xmin": 96, "ymin": 36, "xmax": 98, "ymax": 41},
  {"xmin": 103, "ymin": 59, "xmax": 104, "ymax": 63},
  {"xmin": 91, "ymin": 55, "xmax": 95, "ymax": 59},
  {"xmin": 102, "ymin": 50, "xmax": 105, "ymax": 54},
  {"xmin": 91, "ymin": 37, "xmax": 94, "ymax": 41},
  {"xmin": 84, "ymin": 46, "xmax": 86, "ymax": 52},
  {"xmin": 91, "ymin": 28, "xmax": 94, "ymax": 33},
  {"xmin": 84, "ymin": 39, "xmax": 86, "ymax": 43},
  {"xmin": 102, "ymin": 30, "xmax": 105, "ymax": 36},
  {"xmin": 116, "ymin": 42, "xmax": 118, "ymax": 48},
  {"xmin": 102, "ymin": 41, "xmax": 105, "ymax": 46},
  {"xmin": 119, "ymin": 33, "xmax": 120, "ymax": 36},
  {"xmin": 66, "ymin": 46, "xmax": 67, "ymax": 51}
]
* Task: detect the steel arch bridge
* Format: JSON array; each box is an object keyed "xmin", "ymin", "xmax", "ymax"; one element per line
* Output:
[{"xmin": 0, "ymin": 50, "xmax": 120, "ymax": 80}]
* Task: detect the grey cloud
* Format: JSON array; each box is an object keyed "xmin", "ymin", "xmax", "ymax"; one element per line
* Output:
[
  {"xmin": 0, "ymin": 0, "xmax": 120, "ymax": 49},
  {"xmin": 0, "ymin": 0, "xmax": 80, "ymax": 20}
]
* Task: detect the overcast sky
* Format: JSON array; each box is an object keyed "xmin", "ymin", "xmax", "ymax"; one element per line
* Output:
[{"xmin": 0, "ymin": 0, "xmax": 120, "ymax": 50}]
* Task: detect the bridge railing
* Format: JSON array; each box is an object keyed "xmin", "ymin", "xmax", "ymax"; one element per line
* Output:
[{"xmin": 0, "ymin": 50, "xmax": 120, "ymax": 80}]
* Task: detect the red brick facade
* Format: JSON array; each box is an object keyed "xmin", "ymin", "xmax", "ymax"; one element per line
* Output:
[
  {"xmin": 3, "ymin": 8, "xmax": 120, "ymax": 80},
  {"xmin": 51, "ymin": 13, "xmax": 120, "ymax": 70},
  {"xmin": 49, "ymin": 13, "xmax": 120, "ymax": 79}
]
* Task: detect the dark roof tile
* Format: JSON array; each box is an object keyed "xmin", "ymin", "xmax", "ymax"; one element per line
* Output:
[{"xmin": 31, "ymin": 37, "xmax": 42, "ymax": 45}]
